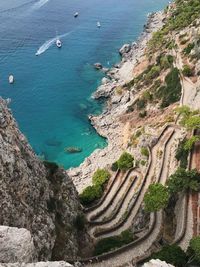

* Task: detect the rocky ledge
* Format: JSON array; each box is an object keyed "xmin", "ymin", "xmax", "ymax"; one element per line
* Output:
[{"xmin": 67, "ymin": 11, "xmax": 166, "ymax": 192}]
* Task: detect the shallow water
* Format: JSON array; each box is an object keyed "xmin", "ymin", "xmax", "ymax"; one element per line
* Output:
[{"xmin": 0, "ymin": 0, "xmax": 169, "ymax": 168}]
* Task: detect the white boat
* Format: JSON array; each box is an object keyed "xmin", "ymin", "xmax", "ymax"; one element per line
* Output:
[
  {"xmin": 97, "ymin": 21, "xmax": 101, "ymax": 28},
  {"xmin": 74, "ymin": 12, "xmax": 79, "ymax": 18},
  {"xmin": 9, "ymin": 75, "xmax": 14, "ymax": 84},
  {"xmin": 56, "ymin": 39, "xmax": 62, "ymax": 48}
]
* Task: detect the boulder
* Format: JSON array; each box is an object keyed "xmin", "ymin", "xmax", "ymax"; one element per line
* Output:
[
  {"xmin": 94, "ymin": 63, "xmax": 103, "ymax": 70},
  {"xmin": 119, "ymin": 44, "xmax": 131, "ymax": 56},
  {"xmin": 0, "ymin": 226, "xmax": 35, "ymax": 263}
]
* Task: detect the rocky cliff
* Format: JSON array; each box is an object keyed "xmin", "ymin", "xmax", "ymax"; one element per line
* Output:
[{"xmin": 0, "ymin": 98, "xmax": 88, "ymax": 262}]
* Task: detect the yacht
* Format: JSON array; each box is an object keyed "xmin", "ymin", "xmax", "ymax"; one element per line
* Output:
[
  {"xmin": 9, "ymin": 75, "xmax": 14, "ymax": 84},
  {"xmin": 74, "ymin": 12, "xmax": 79, "ymax": 18},
  {"xmin": 56, "ymin": 39, "xmax": 62, "ymax": 48},
  {"xmin": 97, "ymin": 21, "xmax": 101, "ymax": 28}
]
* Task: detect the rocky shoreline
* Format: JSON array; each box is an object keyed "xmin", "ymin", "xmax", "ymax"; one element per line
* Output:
[{"xmin": 68, "ymin": 11, "xmax": 166, "ymax": 193}]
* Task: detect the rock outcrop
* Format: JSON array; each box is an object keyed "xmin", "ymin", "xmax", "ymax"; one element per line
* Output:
[
  {"xmin": 0, "ymin": 226, "xmax": 35, "ymax": 263},
  {"xmin": 0, "ymin": 98, "xmax": 88, "ymax": 261}
]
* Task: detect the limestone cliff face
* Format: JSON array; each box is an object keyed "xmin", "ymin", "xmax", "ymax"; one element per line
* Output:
[{"xmin": 0, "ymin": 98, "xmax": 86, "ymax": 261}]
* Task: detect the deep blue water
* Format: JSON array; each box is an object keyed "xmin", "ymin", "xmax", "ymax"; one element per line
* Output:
[{"xmin": 0, "ymin": 0, "xmax": 169, "ymax": 168}]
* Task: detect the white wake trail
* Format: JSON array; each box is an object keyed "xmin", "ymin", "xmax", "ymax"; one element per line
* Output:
[
  {"xmin": 35, "ymin": 32, "xmax": 72, "ymax": 56},
  {"xmin": 32, "ymin": 0, "xmax": 49, "ymax": 10}
]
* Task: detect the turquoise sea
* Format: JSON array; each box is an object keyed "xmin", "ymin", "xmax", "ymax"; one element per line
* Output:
[{"xmin": 0, "ymin": 0, "xmax": 169, "ymax": 168}]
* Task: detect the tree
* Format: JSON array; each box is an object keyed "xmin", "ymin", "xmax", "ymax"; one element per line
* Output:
[
  {"xmin": 151, "ymin": 244, "xmax": 187, "ymax": 267},
  {"xmin": 188, "ymin": 236, "xmax": 200, "ymax": 264},
  {"xmin": 144, "ymin": 183, "xmax": 170, "ymax": 212},
  {"xmin": 117, "ymin": 152, "xmax": 134, "ymax": 171},
  {"xmin": 167, "ymin": 168, "xmax": 200, "ymax": 194}
]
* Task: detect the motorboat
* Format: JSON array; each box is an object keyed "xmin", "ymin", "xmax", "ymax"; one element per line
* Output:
[
  {"xmin": 56, "ymin": 39, "xmax": 62, "ymax": 48},
  {"xmin": 97, "ymin": 21, "xmax": 101, "ymax": 28},
  {"xmin": 74, "ymin": 12, "xmax": 79, "ymax": 18},
  {"xmin": 9, "ymin": 75, "xmax": 14, "ymax": 84}
]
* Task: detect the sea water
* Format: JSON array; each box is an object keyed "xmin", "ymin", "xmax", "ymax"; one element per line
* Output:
[{"xmin": 0, "ymin": 0, "xmax": 169, "ymax": 168}]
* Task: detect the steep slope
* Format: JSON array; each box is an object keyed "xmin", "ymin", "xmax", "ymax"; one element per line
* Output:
[{"xmin": 0, "ymin": 98, "xmax": 88, "ymax": 261}]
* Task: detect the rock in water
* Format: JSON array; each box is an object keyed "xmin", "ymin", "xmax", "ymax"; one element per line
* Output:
[
  {"xmin": 0, "ymin": 226, "xmax": 35, "ymax": 263},
  {"xmin": 94, "ymin": 62, "xmax": 103, "ymax": 70}
]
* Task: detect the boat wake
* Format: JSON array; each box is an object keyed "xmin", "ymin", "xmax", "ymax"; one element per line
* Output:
[
  {"xmin": 35, "ymin": 32, "xmax": 72, "ymax": 56},
  {"xmin": 32, "ymin": 0, "xmax": 49, "ymax": 10}
]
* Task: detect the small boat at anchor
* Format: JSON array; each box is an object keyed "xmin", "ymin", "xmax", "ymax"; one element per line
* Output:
[
  {"xmin": 56, "ymin": 39, "xmax": 62, "ymax": 48},
  {"xmin": 74, "ymin": 12, "xmax": 79, "ymax": 18},
  {"xmin": 8, "ymin": 75, "xmax": 14, "ymax": 84},
  {"xmin": 97, "ymin": 21, "xmax": 101, "ymax": 28}
]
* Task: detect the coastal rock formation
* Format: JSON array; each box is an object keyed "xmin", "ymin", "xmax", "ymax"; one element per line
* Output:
[
  {"xmin": 119, "ymin": 44, "xmax": 131, "ymax": 55},
  {"xmin": 0, "ymin": 226, "xmax": 34, "ymax": 263},
  {"xmin": 0, "ymin": 98, "xmax": 88, "ymax": 261}
]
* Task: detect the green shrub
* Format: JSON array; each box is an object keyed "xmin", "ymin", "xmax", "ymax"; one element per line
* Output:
[
  {"xmin": 141, "ymin": 147, "xmax": 149, "ymax": 157},
  {"xmin": 188, "ymin": 236, "xmax": 200, "ymax": 264},
  {"xmin": 158, "ymin": 68, "xmax": 181, "ymax": 108},
  {"xmin": 92, "ymin": 169, "xmax": 111, "ymax": 186},
  {"xmin": 94, "ymin": 230, "xmax": 133, "ymax": 255},
  {"xmin": 111, "ymin": 161, "xmax": 118, "ymax": 172},
  {"xmin": 140, "ymin": 160, "xmax": 146, "ymax": 166},
  {"xmin": 182, "ymin": 64, "xmax": 193, "ymax": 77},
  {"xmin": 183, "ymin": 42, "xmax": 195, "ymax": 55},
  {"xmin": 117, "ymin": 152, "xmax": 134, "ymax": 172},
  {"xmin": 151, "ymin": 245, "xmax": 187, "ymax": 267},
  {"xmin": 175, "ymin": 139, "xmax": 189, "ymax": 169},
  {"xmin": 146, "ymin": 66, "xmax": 160, "ymax": 80},
  {"xmin": 144, "ymin": 183, "xmax": 170, "ymax": 212},
  {"xmin": 79, "ymin": 184, "xmax": 103, "ymax": 205}
]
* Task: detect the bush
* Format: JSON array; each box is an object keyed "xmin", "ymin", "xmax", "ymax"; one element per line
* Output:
[
  {"xmin": 183, "ymin": 42, "xmax": 195, "ymax": 55},
  {"xmin": 175, "ymin": 139, "xmax": 189, "ymax": 169},
  {"xmin": 188, "ymin": 236, "xmax": 200, "ymax": 264},
  {"xmin": 146, "ymin": 66, "xmax": 160, "ymax": 80},
  {"xmin": 151, "ymin": 245, "xmax": 187, "ymax": 267},
  {"xmin": 144, "ymin": 183, "xmax": 170, "ymax": 212},
  {"xmin": 182, "ymin": 64, "xmax": 193, "ymax": 77},
  {"xmin": 111, "ymin": 161, "xmax": 118, "ymax": 172},
  {"xmin": 94, "ymin": 230, "xmax": 133, "ymax": 255},
  {"xmin": 158, "ymin": 68, "xmax": 181, "ymax": 108},
  {"xmin": 92, "ymin": 169, "xmax": 111, "ymax": 186},
  {"xmin": 79, "ymin": 184, "xmax": 103, "ymax": 205},
  {"xmin": 141, "ymin": 147, "xmax": 149, "ymax": 158},
  {"xmin": 117, "ymin": 152, "xmax": 134, "ymax": 172}
]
